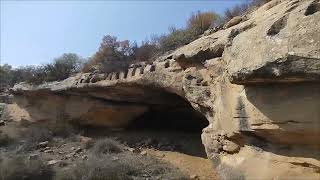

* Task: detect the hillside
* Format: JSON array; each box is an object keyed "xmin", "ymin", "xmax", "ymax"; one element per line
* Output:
[{"xmin": 1, "ymin": 0, "xmax": 320, "ymax": 179}]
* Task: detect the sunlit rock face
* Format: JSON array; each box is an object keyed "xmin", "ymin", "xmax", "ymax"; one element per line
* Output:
[{"xmin": 10, "ymin": 0, "xmax": 320, "ymax": 179}]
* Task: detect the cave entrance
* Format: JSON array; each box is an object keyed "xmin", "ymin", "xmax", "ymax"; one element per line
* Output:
[
  {"xmin": 128, "ymin": 103, "xmax": 208, "ymax": 132},
  {"xmin": 124, "ymin": 95, "xmax": 209, "ymax": 158}
]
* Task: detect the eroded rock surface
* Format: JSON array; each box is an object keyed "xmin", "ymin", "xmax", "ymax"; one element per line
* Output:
[{"xmin": 10, "ymin": 0, "xmax": 320, "ymax": 179}]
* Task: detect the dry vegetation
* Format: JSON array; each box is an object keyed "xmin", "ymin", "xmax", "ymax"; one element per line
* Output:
[
  {"xmin": 56, "ymin": 142, "xmax": 187, "ymax": 180},
  {"xmin": 0, "ymin": 0, "xmax": 272, "ymax": 89},
  {"xmin": 0, "ymin": 155, "xmax": 55, "ymax": 180},
  {"xmin": 0, "ymin": 119, "xmax": 187, "ymax": 180},
  {"xmin": 0, "ymin": 2, "xmax": 274, "ymax": 179},
  {"xmin": 0, "ymin": 53, "xmax": 83, "ymax": 87}
]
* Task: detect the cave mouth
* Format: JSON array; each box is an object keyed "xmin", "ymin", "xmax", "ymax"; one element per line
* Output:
[
  {"xmin": 127, "ymin": 103, "xmax": 209, "ymax": 133},
  {"xmin": 123, "ymin": 97, "xmax": 209, "ymax": 157}
]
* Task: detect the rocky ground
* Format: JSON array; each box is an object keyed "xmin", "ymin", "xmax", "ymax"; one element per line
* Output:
[{"xmin": 0, "ymin": 108, "xmax": 216, "ymax": 180}]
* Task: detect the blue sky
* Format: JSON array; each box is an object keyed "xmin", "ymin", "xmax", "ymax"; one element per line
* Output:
[{"xmin": 1, "ymin": 0, "xmax": 246, "ymax": 67}]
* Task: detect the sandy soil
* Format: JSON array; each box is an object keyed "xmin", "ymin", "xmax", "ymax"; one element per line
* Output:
[{"xmin": 147, "ymin": 149, "xmax": 217, "ymax": 180}]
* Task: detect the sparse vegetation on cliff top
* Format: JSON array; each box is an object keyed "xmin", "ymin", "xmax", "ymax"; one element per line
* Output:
[{"xmin": 0, "ymin": 0, "xmax": 272, "ymax": 88}]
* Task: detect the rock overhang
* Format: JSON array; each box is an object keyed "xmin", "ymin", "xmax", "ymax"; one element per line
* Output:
[{"xmin": 7, "ymin": 0, "xmax": 320, "ymax": 179}]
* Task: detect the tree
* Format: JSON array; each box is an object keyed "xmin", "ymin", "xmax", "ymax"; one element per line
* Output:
[
  {"xmin": 224, "ymin": 3, "xmax": 249, "ymax": 21},
  {"xmin": 44, "ymin": 53, "xmax": 83, "ymax": 81},
  {"xmin": 1, "ymin": 53, "xmax": 82, "ymax": 87},
  {"xmin": 83, "ymin": 35, "xmax": 135, "ymax": 73},
  {"xmin": 223, "ymin": 0, "xmax": 272, "ymax": 22},
  {"xmin": 0, "ymin": 65, "xmax": 46, "ymax": 86},
  {"xmin": 0, "ymin": 64, "xmax": 13, "ymax": 89},
  {"xmin": 187, "ymin": 11, "xmax": 220, "ymax": 35},
  {"xmin": 133, "ymin": 40, "xmax": 159, "ymax": 62}
]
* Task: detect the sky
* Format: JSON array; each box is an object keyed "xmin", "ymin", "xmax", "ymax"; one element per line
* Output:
[{"xmin": 1, "ymin": 0, "xmax": 247, "ymax": 67}]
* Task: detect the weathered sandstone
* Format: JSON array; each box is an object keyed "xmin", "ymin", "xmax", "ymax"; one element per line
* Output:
[{"xmin": 9, "ymin": 0, "xmax": 320, "ymax": 179}]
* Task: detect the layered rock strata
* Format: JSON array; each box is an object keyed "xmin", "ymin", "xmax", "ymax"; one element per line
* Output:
[{"xmin": 10, "ymin": 0, "xmax": 320, "ymax": 179}]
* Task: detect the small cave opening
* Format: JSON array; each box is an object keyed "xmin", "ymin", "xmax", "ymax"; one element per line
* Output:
[
  {"xmin": 128, "ymin": 104, "xmax": 208, "ymax": 132},
  {"xmin": 124, "ymin": 98, "xmax": 209, "ymax": 157}
]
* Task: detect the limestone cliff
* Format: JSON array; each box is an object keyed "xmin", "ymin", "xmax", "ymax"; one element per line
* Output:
[{"xmin": 10, "ymin": 0, "xmax": 320, "ymax": 179}]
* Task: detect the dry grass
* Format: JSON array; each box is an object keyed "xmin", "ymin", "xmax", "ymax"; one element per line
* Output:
[
  {"xmin": 0, "ymin": 154, "xmax": 54, "ymax": 180},
  {"xmin": 20, "ymin": 119, "xmax": 77, "ymax": 151},
  {"xmin": 1, "ymin": 121, "xmax": 188, "ymax": 180},
  {"xmin": 20, "ymin": 125, "xmax": 53, "ymax": 151},
  {"xmin": 56, "ymin": 153, "xmax": 187, "ymax": 180},
  {"xmin": 90, "ymin": 138, "xmax": 124, "ymax": 156},
  {"xmin": 55, "ymin": 138, "xmax": 188, "ymax": 180}
]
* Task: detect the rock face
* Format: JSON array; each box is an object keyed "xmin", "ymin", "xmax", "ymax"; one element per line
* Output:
[
  {"xmin": 226, "ymin": 0, "xmax": 320, "ymax": 84},
  {"xmin": 10, "ymin": 0, "xmax": 320, "ymax": 179}
]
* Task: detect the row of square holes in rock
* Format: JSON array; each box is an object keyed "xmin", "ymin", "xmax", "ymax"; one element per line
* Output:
[
  {"xmin": 104, "ymin": 61, "xmax": 171, "ymax": 80},
  {"xmin": 77, "ymin": 61, "xmax": 171, "ymax": 84}
]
